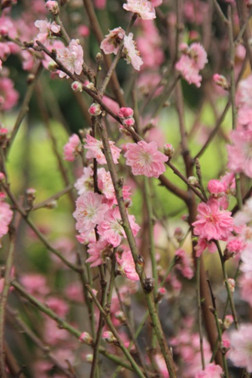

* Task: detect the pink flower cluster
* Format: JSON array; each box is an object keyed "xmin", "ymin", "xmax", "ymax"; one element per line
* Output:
[
  {"xmin": 63, "ymin": 134, "xmax": 81, "ymax": 161},
  {"xmin": 175, "ymin": 43, "xmax": 208, "ymax": 87}
]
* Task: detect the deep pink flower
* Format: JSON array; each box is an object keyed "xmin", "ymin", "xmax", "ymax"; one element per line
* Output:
[
  {"xmin": 228, "ymin": 324, "xmax": 252, "ymax": 372},
  {"xmin": 63, "ymin": 134, "xmax": 81, "ymax": 161},
  {"xmin": 116, "ymin": 247, "xmax": 139, "ymax": 281},
  {"xmin": 207, "ymin": 179, "xmax": 226, "ymax": 195},
  {"xmin": 73, "ymin": 191, "xmax": 109, "ymax": 235},
  {"xmin": 193, "ymin": 199, "xmax": 233, "ymax": 241},
  {"xmin": 123, "ymin": 0, "xmax": 156, "ymax": 20},
  {"xmin": 124, "ymin": 140, "xmax": 168, "ymax": 178}
]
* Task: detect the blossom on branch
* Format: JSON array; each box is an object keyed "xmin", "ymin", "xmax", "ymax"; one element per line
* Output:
[
  {"xmin": 124, "ymin": 140, "xmax": 168, "ymax": 178},
  {"xmin": 123, "ymin": 0, "xmax": 156, "ymax": 20}
]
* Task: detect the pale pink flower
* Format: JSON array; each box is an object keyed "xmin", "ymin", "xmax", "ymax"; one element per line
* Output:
[
  {"xmin": 100, "ymin": 27, "xmax": 125, "ymax": 55},
  {"xmin": 0, "ymin": 43, "xmax": 11, "ymax": 60},
  {"xmin": 123, "ymin": 33, "xmax": 143, "ymax": 71},
  {"xmin": 234, "ymin": 198, "xmax": 252, "ymax": 226},
  {"xmin": 154, "ymin": 354, "xmax": 169, "ymax": 377},
  {"xmin": 0, "ymin": 77, "xmax": 19, "ymax": 111},
  {"xmin": 236, "ymin": 74, "xmax": 252, "ymax": 109},
  {"xmin": 84, "ymin": 134, "xmax": 121, "ymax": 164},
  {"xmin": 97, "ymin": 167, "xmax": 114, "ymax": 201},
  {"xmin": 116, "ymin": 247, "xmax": 139, "ymax": 281},
  {"xmin": 86, "ymin": 240, "xmax": 111, "ymax": 267},
  {"xmin": 193, "ymin": 199, "xmax": 233, "ymax": 241},
  {"xmin": 188, "ymin": 43, "xmax": 208, "ymax": 70},
  {"xmin": 175, "ymin": 249, "xmax": 194, "ymax": 279},
  {"xmin": 74, "ymin": 166, "xmax": 94, "ymax": 195},
  {"xmin": 228, "ymin": 324, "xmax": 252, "ymax": 372},
  {"xmin": 0, "ymin": 16, "xmax": 17, "ymax": 38},
  {"xmin": 124, "ymin": 140, "xmax": 168, "ymax": 178},
  {"xmin": 73, "ymin": 191, "xmax": 109, "ymax": 235},
  {"xmin": 63, "ymin": 134, "xmax": 81, "ymax": 161},
  {"xmin": 123, "ymin": 0, "xmax": 156, "ymax": 20},
  {"xmin": 240, "ymin": 243, "xmax": 252, "ymax": 274},
  {"xmin": 34, "ymin": 19, "xmax": 60, "ymax": 43},
  {"xmin": 98, "ymin": 207, "xmax": 140, "ymax": 247},
  {"xmin": 195, "ymin": 363, "xmax": 223, "ymax": 378},
  {"xmin": 0, "ymin": 196, "xmax": 13, "ymax": 246},
  {"xmin": 195, "ymin": 237, "xmax": 217, "ymax": 257},
  {"xmin": 57, "ymin": 39, "xmax": 84, "ymax": 78}
]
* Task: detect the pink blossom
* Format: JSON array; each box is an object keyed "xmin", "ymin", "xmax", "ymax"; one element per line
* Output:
[
  {"xmin": 175, "ymin": 249, "xmax": 194, "ymax": 279},
  {"xmin": 226, "ymin": 237, "xmax": 246, "ymax": 255},
  {"xmin": 123, "ymin": 33, "xmax": 143, "ymax": 71},
  {"xmin": 74, "ymin": 166, "xmax": 94, "ymax": 195},
  {"xmin": 195, "ymin": 237, "xmax": 217, "ymax": 257},
  {"xmin": 45, "ymin": 297, "xmax": 69, "ymax": 317},
  {"xmin": 73, "ymin": 191, "xmax": 109, "ymax": 235},
  {"xmin": 98, "ymin": 207, "xmax": 140, "ymax": 247},
  {"xmin": 0, "ymin": 16, "xmax": 17, "ymax": 38},
  {"xmin": 239, "ymin": 274, "xmax": 252, "ymax": 307},
  {"xmin": 97, "ymin": 167, "xmax": 114, "ymax": 201},
  {"xmin": 78, "ymin": 25, "xmax": 90, "ymax": 37},
  {"xmin": 213, "ymin": 73, "xmax": 229, "ymax": 90},
  {"xmin": 100, "ymin": 27, "xmax": 125, "ymax": 55},
  {"xmin": 45, "ymin": 1, "xmax": 59, "ymax": 14},
  {"xmin": 124, "ymin": 140, "xmax": 168, "ymax": 178},
  {"xmin": 86, "ymin": 240, "xmax": 111, "ymax": 267},
  {"xmin": 234, "ymin": 198, "xmax": 252, "ymax": 226},
  {"xmin": 236, "ymin": 74, "xmax": 252, "ymax": 109},
  {"xmin": 195, "ymin": 363, "xmax": 223, "ymax": 378},
  {"xmin": 193, "ymin": 199, "xmax": 233, "ymax": 241},
  {"xmin": 88, "ymin": 103, "xmax": 102, "ymax": 116},
  {"xmin": 0, "ymin": 77, "xmax": 19, "ymax": 111},
  {"xmin": 63, "ymin": 134, "xmax": 81, "ymax": 161},
  {"xmin": 154, "ymin": 354, "xmax": 169, "ymax": 377},
  {"xmin": 84, "ymin": 134, "xmax": 121, "ymax": 164},
  {"xmin": 227, "ymin": 122, "xmax": 252, "ymax": 178},
  {"xmin": 176, "ymin": 43, "xmax": 207, "ymax": 87},
  {"xmin": 20, "ymin": 274, "xmax": 49, "ymax": 298},
  {"xmin": 65, "ymin": 282, "xmax": 83, "ymax": 302},
  {"xmin": 0, "ymin": 196, "xmax": 13, "ymax": 246},
  {"xmin": 118, "ymin": 107, "xmax": 134, "ymax": 118},
  {"xmin": 123, "ymin": 0, "xmax": 156, "ymax": 20},
  {"xmin": 57, "ymin": 39, "xmax": 84, "ymax": 78},
  {"xmin": 240, "ymin": 243, "xmax": 252, "ymax": 274},
  {"xmin": 94, "ymin": 0, "xmax": 106, "ymax": 8},
  {"xmin": 116, "ymin": 247, "xmax": 139, "ymax": 281},
  {"xmin": 228, "ymin": 324, "xmax": 252, "ymax": 372},
  {"xmin": 34, "ymin": 19, "xmax": 61, "ymax": 43},
  {"xmin": 44, "ymin": 318, "xmax": 69, "ymax": 345},
  {"xmin": 137, "ymin": 20, "xmax": 164, "ymax": 69},
  {"xmin": 207, "ymin": 179, "xmax": 226, "ymax": 195}
]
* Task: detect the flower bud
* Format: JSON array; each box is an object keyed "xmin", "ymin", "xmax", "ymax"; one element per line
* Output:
[
  {"xmin": 71, "ymin": 81, "xmax": 83, "ymax": 92},
  {"xmin": 213, "ymin": 73, "xmax": 229, "ymax": 90},
  {"xmin": 227, "ymin": 278, "xmax": 235, "ymax": 293},
  {"xmin": 102, "ymin": 331, "xmax": 117, "ymax": 344},
  {"xmin": 188, "ymin": 176, "xmax": 198, "ymax": 186},
  {"xmin": 79, "ymin": 331, "xmax": 93, "ymax": 345},
  {"xmin": 88, "ymin": 103, "xmax": 102, "ymax": 116},
  {"xmin": 163, "ymin": 143, "xmax": 174, "ymax": 158},
  {"xmin": 46, "ymin": 1, "xmax": 60, "ymax": 15}
]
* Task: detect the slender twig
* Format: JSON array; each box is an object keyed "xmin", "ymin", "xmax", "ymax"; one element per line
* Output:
[
  {"xmin": 28, "ymin": 184, "xmax": 73, "ymax": 211},
  {"xmin": 0, "ymin": 231, "xmax": 15, "ymax": 378},
  {"xmin": 6, "ymin": 63, "xmax": 42, "ymax": 154},
  {"xmin": 11, "ymin": 281, "xmax": 132, "ymax": 372},
  {"xmin": 98, "ymin": 119, "xmax": 177, "ymax": 377},
  {"xmin": 85, "ymin": 285, "xmax": 145, "ymax": 378},
  {"xmin": 7, "ymin": 306, "xmax": 74, "ymax": 377}
]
